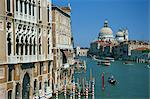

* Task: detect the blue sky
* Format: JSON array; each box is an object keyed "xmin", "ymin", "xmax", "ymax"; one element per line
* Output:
[{"xmin": 52, "ymin": 0, "xmax": 149, "ymax": 47}]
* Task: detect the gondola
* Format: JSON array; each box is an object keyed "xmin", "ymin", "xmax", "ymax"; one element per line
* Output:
[{"xmin": 108, "ymin": 75, "xmax": 116, "ymax": 85}]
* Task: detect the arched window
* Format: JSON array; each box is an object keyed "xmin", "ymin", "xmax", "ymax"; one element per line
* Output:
[
  {"xmin": 25, "ymin": 1, "xmax": 27, "ymax": 14},
  {"xmin": 15, "ymin": 83, "xmax": 20, "ymax": 99},
  {"xmin": 39, "ymin": 37, "xmax": 41, "ymax": 54},
  {"xmin": 47, "ymin": 5, "xmax": 49, "ymax": 22},
  {"xmin": 25, "ymin": 37, "xmax": 28, "ymax": 55},
  {"xmin": 29, "ymin": 0, "xmax": 31, "ymax": 15},
  {"xmin": 48, "ymin": 38, "xmax": 50, "ymax": 54},
  {"xmin": 20, "ymin": 0, "xmax": 23, "ymax": 13},
  {"xmin": 33, "ymin": 0, "xmax": 35, "ymax": 16},
  {"xmin": 16, "ymin": 36, "xmax": 19, "ymax": 55},
  {"xmin": 33, "ymin": 38, "xmax": 36, "ymax": 55},
  {"xmin": 16, "ymin": 0, "xmax": 18, "ymax": 11},
  {"xmin": 38, "ymin": 1, "xmax": 40, "ymax": 20},
  {"xmin": 48, "ymin": 79, "xmax": 50, "ymax": 86},
  {"xmin": 39, "ymin": 82, "xmax": 42, "ymax": 90},
  {"xmin": 8, "ymin": 90, "xmax": 12, "ymax": 99},
  {"xmin": 29, "ymin": 38, "xmax": 32, "ymax": 55},
  {"xmin": 7, "ymin": 33, "xmax": 11, "ymax": 55},
  {"xmin": 7, "ymin": 0, "xmax": 11, "ymax": 12},
  {"xmin": 34, "ymin": 79, "xmax": 37, "ymax": 91},
  {"xmin": 20, "ymin": 37, "xmax": 24, "ymax": 55}
]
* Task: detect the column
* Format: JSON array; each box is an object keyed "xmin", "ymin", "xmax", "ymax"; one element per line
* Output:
[
  {"xmin": 31, "ymin": 4, "xmax": 33, "ymax": 18},
  {"xmin": 23, "ymin": 43, "xmax": 25, "ymax": 55},
  {"xmin": 34, "ymin": 5, "xmax": 36, "ymax": 21},
  {"xmin": 32, "ymin": 40, "xmax": 34, "ymax": 55},
  {"xmin": 18, "ymin": 0, "xmax": 20, "ymax": 16},
  {"xmin": 27, "ymin": 2, "xmax": 29, "ymax": 19},
  {"xmin": 10, "ymin": 31, "xmax": 14, "ymax": 56},
  {"xmin": 27, "ymin": 43, "xmax": 30, "ymax": 55}
]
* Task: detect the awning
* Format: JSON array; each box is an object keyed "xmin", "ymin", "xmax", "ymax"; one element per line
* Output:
[{"xmin": 21, "ymin": 63, "xmax": 35, "ymax": 69}]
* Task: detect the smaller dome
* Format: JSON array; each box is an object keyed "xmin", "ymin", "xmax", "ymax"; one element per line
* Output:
[{"xmin": 116, "ymin": 31, "xmax": 124, "ymax": 37}]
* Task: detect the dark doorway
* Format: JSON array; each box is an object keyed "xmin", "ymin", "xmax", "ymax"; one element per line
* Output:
[{"xmin": 22, "ymin": 73, "xmax": 30, "ymax": 99}]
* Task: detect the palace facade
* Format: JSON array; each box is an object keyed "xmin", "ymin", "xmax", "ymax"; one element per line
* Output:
[{"xmin": 0, "ymin": 0, "xmax": 53, "ymax": 99}]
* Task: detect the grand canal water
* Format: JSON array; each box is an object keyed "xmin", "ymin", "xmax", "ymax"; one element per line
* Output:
[{"xmin": 74, "ymin": 56, "xmax": 149, "ymax": 99}]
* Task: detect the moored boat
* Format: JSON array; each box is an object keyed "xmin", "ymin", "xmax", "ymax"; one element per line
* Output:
[
  {"xmin": 104, "ymin": 57, "xmax": 115, "ymax": 62},
  {"xmin": 97, "ymin": 60, "xmax": 111, "ymax": 66}
]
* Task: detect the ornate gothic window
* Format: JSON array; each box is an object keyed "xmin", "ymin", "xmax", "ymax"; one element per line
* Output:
[
  {"xmin": 25, "ymin": 1, "xmax": 27, "ymax": 14},
  {"xmin": 25, "ymin": 37, "xmax": 28, "ymax": 55},
  {"xmin": 29, "ymin": 38, "xmax": 32, "ymax": 55},
  {"xmin": 7, "ymin": 33, "xmax": 11, "ymax": 55},
  {"xmin": 33, "ymin": 0, "xmax": 35, "ymax": 16},
  {"xmin": 33, "ymin": 38, "xmax": 36, "ymax": 55},
  {"xmin": 29, "ymin": 0, "xmax": 31, "ymax": 15},
  {"xmin": 8, "ymin": 90, "xmax": 12, "ymax": 99},
  {"xmin": 15, "ymin": 83, "xmax": 20, "ymax": 99},
  {"xmin": 16, "ymin": 36, "xmax": 19, "ymax": 55},
  {"xmin": 38, "ymin": 1, "xmax": 40, "ymax": 20},
  {"xmin": 47, "ymin": 5, "xmax": 49, "ymax": 22}
]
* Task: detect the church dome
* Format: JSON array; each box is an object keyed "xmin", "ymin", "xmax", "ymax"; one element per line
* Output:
[
  {"xmin": 100, "ymin": 27, "xmax": 113, "ymax": 35},
  {"xmin": 98, "ymin": 20, "xmax": 113, "ymax": 39},
  {"xmin": 116, "ymin": 31, "xmax": 124, "ymax": 37}
]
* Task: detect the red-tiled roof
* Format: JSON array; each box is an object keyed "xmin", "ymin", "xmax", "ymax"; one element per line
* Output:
[{"xmin": 134, "ymin": 47, "xmax": 149, "ymax": 51}]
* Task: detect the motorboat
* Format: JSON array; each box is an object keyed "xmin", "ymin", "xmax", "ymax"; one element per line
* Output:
[
  {"xmin": 97, "ymin": 60, "xmax": 111, "ymax": 66},
  {"xmin": 104, "ymin": 57, "xmax": 115, "ymax": 62},
  {"xmin": 108, "ymin": 75, "xmax": 116, "ymax": 85}
]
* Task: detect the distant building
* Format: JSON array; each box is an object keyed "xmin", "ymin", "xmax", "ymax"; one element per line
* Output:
[
  {"xmin": 88, "ymin": 40, "xmax": 114, "ymax": 57},
  {"xmin": 112, "ymin": 40, "xmax": 150, "ymax": 59},
  {"xmin": 75, "ymin": 46, "xmax": 89, "ymax": 56},
  {"xmin": 131, "ymin": 47, "xmax": 150, "ymax": 63}
]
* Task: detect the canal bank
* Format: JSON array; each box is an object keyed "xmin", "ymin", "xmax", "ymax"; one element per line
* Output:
[{"xmin": 74, "ymin": 56, "xmax": 149, "ymax": 99}]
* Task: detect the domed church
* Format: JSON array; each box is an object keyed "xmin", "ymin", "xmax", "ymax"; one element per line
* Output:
[
  {"xmin": 116, "ymin": 28, "xmax": 128, "ymax": 42},
  {"xmin": 98, "ymin": 20, "xmax": 114, "ymax": 42}
]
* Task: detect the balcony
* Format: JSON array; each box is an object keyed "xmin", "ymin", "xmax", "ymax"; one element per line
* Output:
[
  {"xmin": 47, "ymin": 53, "xmax": 53, "ymax": 60},
  {"xmin": 8, "ymin": 55, "xmax": 37, "ymax": 64},
  {"xmin": 7, "ymin": 55, "xmax": 20, "ymax": 64},
  {"xmin": 21, "ymin": 55, "xmax": 37, "ymax": 63},
  {"xmin": 38, "ymin": 54, "xmax": 45, "ymax": 61}
]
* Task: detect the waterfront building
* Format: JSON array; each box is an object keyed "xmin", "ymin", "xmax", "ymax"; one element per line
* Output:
[
  {"xmin": 88, "ymin": 40, "xmax": 114, "ymax": 57},
  {"xmin": 112, "ymin": 40, "xmax": 150, "ymax": 59},
  {"xmin": 131, "ymin": 47, "xmax": 150, "ymax": 63},
  {"xmin": 75, "ymin": 46, "xmax": 89, "ymax": 56},
  {"xmin": 0, "ymin": 0, "xmax": 53, "ymax": 98},
  {"xmin": 52, "ymin": 5, "xmax": 74, "ymax": 93}
]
